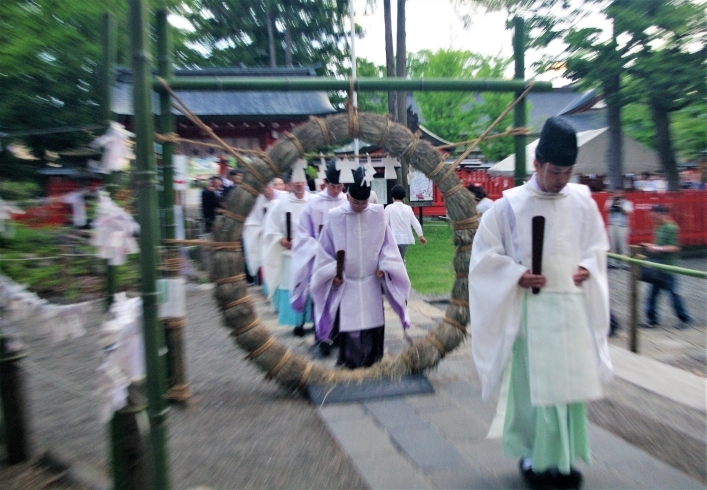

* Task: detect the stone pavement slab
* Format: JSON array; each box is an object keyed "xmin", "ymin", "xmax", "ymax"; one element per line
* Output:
[
  {"xmin": 609, "ymin": 344, "xmax": 707, "ymax": 412},
  {"xmin": 312, "ymin": 288, "xmax": 705, "ymax": 490}
]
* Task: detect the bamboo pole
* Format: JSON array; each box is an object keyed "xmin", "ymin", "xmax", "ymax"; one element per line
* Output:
[
  {"xmin": 607, "ymin": 252, "xmax": 707, "ymax": 279},
  {"xmin": 102, "ymin": 13, "xmax": 118, "ymax": 310},
  {"xmin": 513, "ymin": 17, "xmax": 527, "ymax": 187},
  {"xmin": 156, "ymin": 77, "xmax": 552, "ymax": 93},
  {"xmin": 157, "ymin": 9, "xmax": 190, "ymax": 405},
  {"xmin": 129, "ymin": 0, "xmax": 170, "ymax": 488},
  {"xmin": 0, "ymin": 334, "xmax": 29, "ymax": 464},
  {"xmin": 629, "ymin": 245, "xmax": 641, "ymax": 353}
]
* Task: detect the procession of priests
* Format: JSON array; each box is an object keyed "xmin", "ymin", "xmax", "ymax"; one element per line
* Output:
[
  {"xmin": 469, "ymin": 117, "xmax": 612, "ymax": 489},
  {"xmin": 241, "ymin": 117, "xmax": 611, "ymax": 487},
  {"xmin": 247, "ymin": 161, "xmax": 410, "ymax": 367}
]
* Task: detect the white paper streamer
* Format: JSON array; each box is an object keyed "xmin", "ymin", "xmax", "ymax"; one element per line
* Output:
[
  {"xmin": 90, "ymin": 122, "xmax": 135, "ymax": 174},
  {"xmin": 0, "ymin": 275, "xmax": 89, "ymax": 343},
  {"xmin": 90, "ymin": 193, "xmax": 140, "ymax": 266},
  {"xmin": 291, "ymin": 158, "xmax": 308, "ymax": 184},
  {"xmin": 382, "ymin": 155, "xmax": 400, "ymax": 180},
  {"xmin": 0, "ymin": 198, "xmax": 23, "ymax": 235},
  {"xmin": 363, "ymin": 159, "xmax": 375, "ymax": 187},
  {"xmin": 97, "ymin": 292, "xmax": 146, "ymax": 422},
  {"xmin": 336, "ymin": 157, "xmax": 357, "ymax": 184}
]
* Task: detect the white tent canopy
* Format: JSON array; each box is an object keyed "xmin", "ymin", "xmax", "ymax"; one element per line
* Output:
[{"xmin": 488, "ymin": 128, "xmax": 660, "ymax": 176}]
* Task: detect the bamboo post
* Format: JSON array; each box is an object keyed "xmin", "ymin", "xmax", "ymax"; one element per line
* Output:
[
  {"xmin": 110, "ymin": 405, "xmax": 148, "ymax": 490},
  {"xmin": 629, "ymin": 245, "xmax": 641, "ymax": 353},
  {"xmin": 513, "ymin": 17, "xmax": 527, "ymax": 188},
  {"xmin": 129, "ymin": 0, "xmax": 170, "ymax": 488},
  {"xmin": 157, "ymin": 10, "xmax": 190, "ymax": 405},
  {"xmin": 0, "ymin": 331, "xmax": 29, "ymax": 464},
  {"xmin": 102, "ymin": 12, "xmax": 148, "ymax": 490},
  {"xmin": 102, "ymin": 12, "xmax": 118, "ymax": 310}
]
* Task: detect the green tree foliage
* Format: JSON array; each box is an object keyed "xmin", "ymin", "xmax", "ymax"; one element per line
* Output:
[
  {"xmin": 175, "ymin": 0, "xmax": 350, "ymax": 74},
  {"xmin": 462, "ymin": 0, "xmax": 706, "ymax": 190},
  {"xmin": 354, "ymin": 59, "xmax": 389, "ymax": 115},
  {"xmin": 0, "ymin": 0, "xmax": 183, "ymax": 155},
  {"xmin": 624, "ymin": 100, "xmax": 707, "ymax": 164},
  {"xmin": 614, "ymin": 0, "xmax": 706, "ymax": 189},
  {"xmin": 407, "ymin": 49, "xmax": 516, "ymax": 161}
]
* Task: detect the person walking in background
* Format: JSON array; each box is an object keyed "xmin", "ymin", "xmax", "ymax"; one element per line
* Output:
[
  {"xmin": 604, "ymin": 190, "xmax": 633, "ymax": 269},
  {"xmin": 640, "ymin": 204, "xmax": 692, "ymax": 330},
  {"xmin": 469, "ymin": 117, "xmax": 611, "ymax": 489},
  {"xmin": 222, "ymin": 168, "xmax": 244, "ymax": 199},
  {"xmin": 384, "ymin": 185, "xmax": 427, "ymax": 262},
  {"xmin": 467, "ymin": 184, "xmax": 495, "ymax": 215},
  {"xmin": 201, "ymin": 176, "xmax": 222, "ymax": 234}
]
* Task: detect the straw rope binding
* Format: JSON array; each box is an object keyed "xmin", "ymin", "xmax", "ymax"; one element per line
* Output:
[
  {"xmin": 218, "ymin": 209, "xmax": 247, "ymax": 222},
  {"xmin": 284, "ymin": 132, "xmax": 306, "ymax": 157},
  {"xmin": 309, "ymin": 116, "xmax": 332, "ymax": 145},
  {"xmin": 428, "ymin": 336, "xmax": 446, "ymax": 358},
  {"xmin": 163, "ymin": 317, "xmax": 186, "ymax": 330},
  {"xmin": 452, "ymin": 215, "xmax": 479, "ymax": 230},
  {"xmin": 266, "ymin": 351, "xmax": 293, "ymax": 380},
  {"xmin": 246, "ymin": 336, "xmax": 277, "ymax": 360},
  {"xmin": 223, "ymin": 296, "xmax": 252, "ymax": 310},
  {"xmin": 216, "ymin": 274, "xmax": 246, "ymax": 284}
]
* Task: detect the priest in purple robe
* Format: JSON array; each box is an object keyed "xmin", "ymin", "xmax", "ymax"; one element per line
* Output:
[
  {"xmin": 310, "ymin": 166, "xmax": 411, "ymax": 368},
  {"xmin": 290, "ymin": 160, "xmax": 347, "ymax": 346}
]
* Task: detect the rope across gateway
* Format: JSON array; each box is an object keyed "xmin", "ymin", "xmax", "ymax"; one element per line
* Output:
[{"xmin": 153, "ymin": 75, "xmax": 534, "ymax": 388}]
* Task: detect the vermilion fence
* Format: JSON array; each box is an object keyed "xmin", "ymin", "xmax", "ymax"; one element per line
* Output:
[
  {"xmin": 423, "ymin": 170, "xmax": 707, "ymax": 247},
  {"xmin": 594, "ymin": 190, "xmax": 707, "ymax": 247},
  {"xmin": 421, "ymin": 170, "xmax": 513, "ymax": 217}
]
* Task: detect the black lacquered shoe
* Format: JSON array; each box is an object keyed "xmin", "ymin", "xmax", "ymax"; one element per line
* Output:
[
  {"xmin": 553, "ymin": 467, "xmax": 583, "ymax": 489},
  {"xmin": 519, "ymin": 459, "xmax": 553, "ymax": 489},
  {"xmin": 319, "ymin": 341, "xmax": 331, "ymax": 357}
]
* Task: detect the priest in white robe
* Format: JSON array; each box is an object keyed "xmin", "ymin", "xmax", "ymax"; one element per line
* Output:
[
  {"xmin": 242, "ymin": 179, "xmax": 284, "ymax": 290},
  {"xmin": 290, "ymin": 160, "xmax": 346, "ymax": 343},
  {"xmin": 311, "ymin": 166, "xmax": 411, "ymax": 367},
  {"xmin": 468, "ymin": 117, "xmax": 612, "ymax": 489},
  {"xmin": 263, "ymin": 174, "xmax": 311, "ymax": 328}
]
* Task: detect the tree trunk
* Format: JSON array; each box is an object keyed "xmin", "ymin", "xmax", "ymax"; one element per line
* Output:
[
  {"xmin": 384, "ymin": 0, "xmax": 396, "ymax": 118},
  {"xmin": 395, "ymin": 0, "xmax": 407, "ymax": 127},
  {"xmin": 266, "ymin": 6, "xmax": 276, "ymax": 68},
  {"xmin": 605, "ymin": 73, "xmax": 623, "ymax": 191},
  {"xmin": 650, "ymin": 101, "xmax": 680, "ymax": 191}
]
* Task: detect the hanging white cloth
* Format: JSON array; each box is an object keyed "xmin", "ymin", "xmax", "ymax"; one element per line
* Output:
[
  {"xmin": 90, "ymin": 192, "xmax": 140, "ymax": 266},
  {"xmin": 0, "ymin": 274, "xmax": 89, "ymax": 343},
  {"xmin": 97, "ymin": 293, "xmax": 145, "ymax": 422},
  {"xmin": 90, "ymin": 121, "xmax": 135, "ymax": 173},
  {"xmin": 0, "ymin": 198, "xmax": 23, "ymax": 235}
]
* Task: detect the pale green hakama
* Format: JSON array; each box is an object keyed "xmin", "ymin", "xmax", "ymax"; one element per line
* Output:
[{"xmin": 502, "ymin": 315, "xmax": 592, "ymax": 474}]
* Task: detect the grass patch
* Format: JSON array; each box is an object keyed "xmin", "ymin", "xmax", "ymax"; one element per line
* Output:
[
  {"xmin": 405, "ymin": 220, "xmax": 456, "ymax": 294},
  {"xmin": 0, "ymin": 224, "xmax": 139, "ymax": 298}
]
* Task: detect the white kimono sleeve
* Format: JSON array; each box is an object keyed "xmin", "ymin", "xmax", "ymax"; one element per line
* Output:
[{"xmin": 468, "ymin": 201, "xmax": 528, "ymax": 401}]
